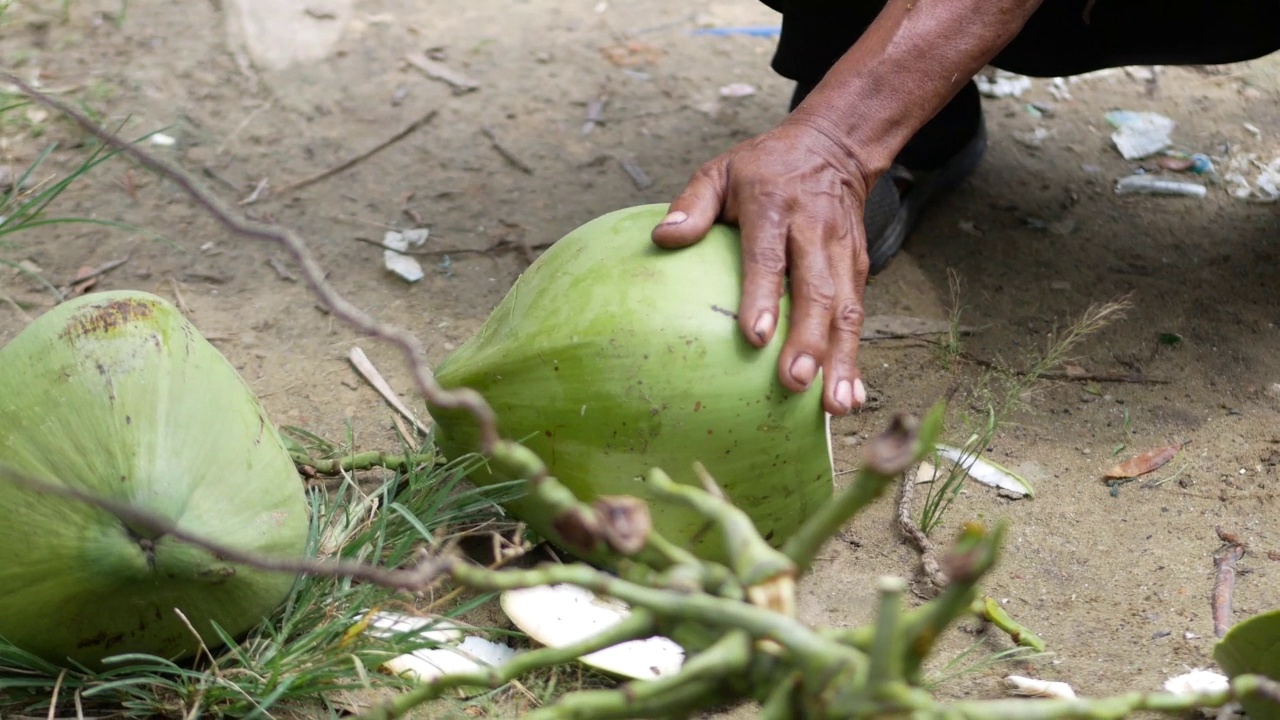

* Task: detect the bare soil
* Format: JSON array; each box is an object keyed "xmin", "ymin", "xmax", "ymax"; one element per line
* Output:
[{"xmin": 2, "ymin": 0, "xmax": 1279, "ymax": 716}]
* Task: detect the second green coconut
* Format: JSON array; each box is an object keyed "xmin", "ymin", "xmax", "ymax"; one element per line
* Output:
[{"xmin": 428, "ymin": 204, "xmax": 834, "ymax": 562}]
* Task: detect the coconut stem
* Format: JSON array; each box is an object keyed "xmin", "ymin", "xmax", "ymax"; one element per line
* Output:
[
  {"xmin": 520, "ymin": 631, "xmax": 751, "ymax": 720},
  {"xmin": 363, "ymin": 607, "xmax": 660, "ymax": 720},
  {"xmin": 644, "ymin": 467, "xmax": 796, "ymax": 594},
  {"xmin": 783, "ymin": 404, "xmax": 945, "ymax": 575},
  {"xmin": 290, "ymin": 450, "xmax": 439, "ymax": 475}
]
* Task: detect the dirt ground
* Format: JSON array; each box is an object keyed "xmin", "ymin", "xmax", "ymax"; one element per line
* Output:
[{"xmin": 2, "ymin": 0, "xmax": 1279, "ymax": 716}]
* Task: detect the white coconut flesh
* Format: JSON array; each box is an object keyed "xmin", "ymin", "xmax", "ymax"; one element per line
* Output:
[{"xmin": 500, "ymin": 583, "xmax": 686, "ymax": 681}]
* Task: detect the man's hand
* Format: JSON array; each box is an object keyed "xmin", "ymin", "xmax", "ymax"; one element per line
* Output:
[{"xmin": 651, "ymin": 118, "xmax": 874, "ymax": 417}]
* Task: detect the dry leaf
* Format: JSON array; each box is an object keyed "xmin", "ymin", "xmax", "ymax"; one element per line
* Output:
[
  {"xmin": 1062, "ymin": 361, "xmax": 1088, "ymax": 378},
  {"xmin": 1104, "ymin": 441, "xmax": 1187, "ymax": 479},
  {"xmin": 66, "ymin": 265, "xmax": 98, "ymax": 298}
]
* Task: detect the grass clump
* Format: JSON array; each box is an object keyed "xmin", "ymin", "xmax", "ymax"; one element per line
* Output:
[{"xmin": 919, "ymin": 293, "xmax": 1132, "ymax": 535}]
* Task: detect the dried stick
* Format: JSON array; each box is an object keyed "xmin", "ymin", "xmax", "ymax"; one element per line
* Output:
[
  {"xmin": 480, "ymin": 126, "xmax": 534, "ymax": 175},
  {"xmin": 2, "ymin": 72, "xmax": 499, "ymax": 453},
  {"xmin": 1212, "ymin": 528, "xmax": 1247, "ymax": 638},
  {"xmin": 270, "ymin": 109, "xmax": 439, "ymax": 198},
  {"xmin": 0, "ymin": 461, "xmax": 451, "ymax": 590}
]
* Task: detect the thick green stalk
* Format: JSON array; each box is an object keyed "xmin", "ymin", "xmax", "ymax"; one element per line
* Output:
[
  {"xmin": 868, "ymin": 577, "xmax": 909, "ymax": 692},
  {"xmin": 290, "ymin": 450, "xmax": 438, "ymax": 475},
  {"xmin": 450, "ymin": 562, "xmax": 842, "ymax": 661},
  {"xmin": 644, "ymin": 467, "xmax": 796, "ymax": 589},
  {"xmin": 758, "ymin": 671, "xmax": 801, "ymax": 719},
  {"xmin": 781, "ymin": 463, "xmax": 901, "ymax": 575},
  {"xmin": 784, "ymin": 404, "xmax": 945, "ymax": 574},
  {"xmin": 924, "ymin": 689, "xmax": 1231, "ymax": 719},
  {"xmin": 971, "ymin": 596, "xmax": 1046, "ymax": 652},
  {"xmin": 521, "ymin": 631, "xmax": 752, "ymax": 720},
  {"xmin": 359, "ymin": 608, "xmax": 658, "ymax": 720}
]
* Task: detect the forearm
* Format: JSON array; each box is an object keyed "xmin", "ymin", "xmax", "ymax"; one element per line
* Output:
[{"xmin": 788, "ymin": 0, "xmax": 1043, "ymax": 177}]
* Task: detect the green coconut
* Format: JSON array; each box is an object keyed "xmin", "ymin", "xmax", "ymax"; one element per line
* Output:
[
  {"xmin": 0, "ymin": 290, "xmax": 310, "ymax": 668},
  {"xmin": 428, "ymin": 204, "xmax": 833, "ymax": 562}
]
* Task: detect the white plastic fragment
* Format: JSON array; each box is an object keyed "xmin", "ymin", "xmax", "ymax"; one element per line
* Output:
[
  {"xmin": 148, "ymin": 132, "xmax": 177, "ymax": 146},
  {"xmin": 1005, "ymin": 675, "xmax": 1078, "ymax": 699},
  {"xmin": 975, "ymin": 71, "xmax": 1032, "ymax": 98},
  {"xmin": 718, "ymin": 83, "xmax": 757, "ymax": 98},
  {"xmin": 501, "ymin": 584, "xmax": 686, "ymax": 680},
  {"xmin": 1114, "ymin": 174, "xmax": 1207, "ymax": 198},
  {"xmin": 1106, "ymin": 110, "xmax": 1175, "ymax": 160},
  {"xmin": 383, "ymin": 229, "xmax": 429, "ymax": 283},
  {"xmin": 933, "ymin": 445, "xmax": 1034, "ymax": 498}
]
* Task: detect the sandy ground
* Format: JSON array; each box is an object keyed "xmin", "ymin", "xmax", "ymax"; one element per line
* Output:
[{"xmin": 2, "ymin": 0, "xmax": 1279, "ymax": 716}]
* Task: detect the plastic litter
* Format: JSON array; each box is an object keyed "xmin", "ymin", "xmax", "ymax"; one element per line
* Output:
[
  {"xmin": 383, "ymin": 228, "xmax": 430, "ymax": 283},
  {"xmin": 975, "ymin": 70, "xmax": 1032, "ymax": 99},
  {"xmin": 1114, "ymin": 174, "xmax": 1206, "ymax": 198},
  {"xmin": 1224, "ymin": 153, "xmax": 1280, "ymax": 202},
  {"xmin": 718, "ymin": 83, "xmax": 757, "ymax": 98},
  {"xmin": 1105, "ymin": 110, "xmax": 1175, "ymax": 160},
  {"xmin": 691, "ymin": 26, "xmax": 781, "ymax": 38}
]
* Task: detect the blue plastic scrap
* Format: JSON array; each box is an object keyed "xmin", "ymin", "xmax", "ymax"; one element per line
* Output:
[{"xmin": 691, "ymin": 26, "xmax": 782, "ymax": 38}]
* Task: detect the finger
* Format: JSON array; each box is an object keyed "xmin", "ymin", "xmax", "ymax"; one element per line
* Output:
[
  {"xmin": 820, "ymin": 200, "xmax": 870, "ymax": 416},
  {"xmin": 651, "ymin": 161, "xmax": 727, "ymax": 249},
  {"xmin": 734, "ymin": 197, "xmax": 790, "ymax": 349},
  {"xmin": 775, "ymin": 212, "xmax": 837, "ymax": 394}
]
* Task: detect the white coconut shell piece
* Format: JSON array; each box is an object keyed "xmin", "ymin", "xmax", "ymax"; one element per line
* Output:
[
  {"xmin": 501, "ymin": 584, "xmax": 686, "ymax": 680},
  {"xmin": 1004, "ymin": 675, "xmax": 1077, "ymax": 699},
  {"xmin": 934, "ymin": 445, "xmax": 1035, "ymax": 499},
  {"xmin": 368, "ymin": 611, "xmax": 465, "ymax": 644},
  {"xmin": 382, "ymin": 635, "xmax": 517, "ymax": 682}
]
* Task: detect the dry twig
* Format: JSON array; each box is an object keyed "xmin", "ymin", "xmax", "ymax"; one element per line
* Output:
[
  {"xmin": 1, "ymin": 72, "xmax": 499, "ymax": 452},
  {"xmin": 481, "ymin": 127, "xmax": 534, "ymax": 175},
  {"xmin": 1213, "ymin": 527, "xmax": 1248, "ymax": 638},
  {"xmin": 269, "ymin": 109, "xmax": 439, "ymax": 199},
  {"xmin": 896, "ymin": 466, "xmax": 948, "ymax": 595},
  {"xmin": 0, "ymin": 460, "xmax": 452, "ymax": 591}
]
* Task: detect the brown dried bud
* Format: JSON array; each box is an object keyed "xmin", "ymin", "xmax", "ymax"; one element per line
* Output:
[
  {"xmin": 863, "ymin": 414, "xmax": 921, "ymax": 476},
  {"xmin": 550, "ymin": 505, "xmax": 605, "ymax": 556},
  {"xmin": 592, "ymin": 495, "xmax": 652, "ymax": 556}
]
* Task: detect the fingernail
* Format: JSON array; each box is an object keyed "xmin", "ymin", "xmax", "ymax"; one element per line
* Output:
[
  {"xmin": 853, "ymin": 378, "xmax": 868, "ymax": 406},
  {"xmin": 753, "ymin": 312, "xmax": 774, "ymax": 341},
  {"xmin": 835, "ymin": 380, "xmax": 853, "ymax": 411},
  {"xmin": 660, "ymin": 210, "xmax": 688, "ymax": 226},
  {"xmin": 789, "ymin": 354, "xmax": 816, "ymax": 387}
]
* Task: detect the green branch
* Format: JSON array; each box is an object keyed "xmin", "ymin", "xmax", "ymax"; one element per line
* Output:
[
  {"xmin": 360, "ymin": 608, "xmax": 659, "ymax": 720},
  {"xmin": 521, "ymin": 631, "xmax": 751, "ymax": 720},
  {"xmin": 290, "ymin": 450, "xmax": 438, "ymax": 475}
]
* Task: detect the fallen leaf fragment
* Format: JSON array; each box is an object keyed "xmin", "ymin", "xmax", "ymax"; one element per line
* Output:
[{"xmin": 1104, "ymin": 441, "xmax": 1187, "ymax": 479}]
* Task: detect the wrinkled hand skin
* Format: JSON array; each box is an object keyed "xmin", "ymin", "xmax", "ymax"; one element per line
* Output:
[{"xmin": 651, "ymin": 118, "xmax": 874, "ymax": 417}]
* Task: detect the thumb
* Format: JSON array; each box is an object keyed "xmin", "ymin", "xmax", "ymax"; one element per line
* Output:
[{"xmin": 651, "ymin": 162, "xmax": 727, "ymax": 249}]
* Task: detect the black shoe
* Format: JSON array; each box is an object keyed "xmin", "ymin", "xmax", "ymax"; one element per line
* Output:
[{"xmin": 862, "ymin": 118, "xmax": 988, "ymax": 274}]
